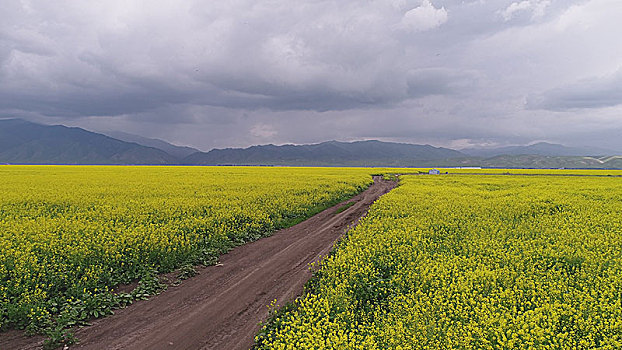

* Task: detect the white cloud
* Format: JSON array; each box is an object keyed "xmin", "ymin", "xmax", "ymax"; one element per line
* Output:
[
  {"xmin": 250, "ymin": 123, "xmax": 278, "ymax": 138},
  {"xmin": 501, "ymin": 0, "xmax": 551, "ymax": 21},
  {"xmin": 399, "ymin": 0, "xmax": 448, "ymax": 32}
]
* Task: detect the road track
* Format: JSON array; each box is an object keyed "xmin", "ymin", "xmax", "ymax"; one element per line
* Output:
[{"xmin": 1, "ymin": 176, "xmax": 396, "ymax": 350}]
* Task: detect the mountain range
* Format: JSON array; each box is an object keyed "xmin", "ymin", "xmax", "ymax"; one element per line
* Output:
[
  {"xmin": 0, "ymin": 119, "xmax": 175, "ymax": 164},
  {"xmin": 461, "ymin": 142, "xmax": 616, "ymax": 158},
  {"xmin": 1, "ymin": 118, "xmax": 621, "ymax": 168},
  {"xmin": 102, "ymin": 131, "xmax": 200, "ymax": 159},
  {"xmin": 184, "ymin": 140, "xmax": 464, "ymax": 166}
]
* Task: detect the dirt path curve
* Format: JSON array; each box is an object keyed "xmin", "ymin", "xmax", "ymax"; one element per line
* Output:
[{"xmin": 2, "ymin": 176, "xmax": 395, "ymax": 350}]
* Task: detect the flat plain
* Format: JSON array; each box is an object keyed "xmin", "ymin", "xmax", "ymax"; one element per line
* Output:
[
  {"xmin": 256, "ymin": 174, "xmax": 622, "ymax": 349},
  {"xmin": 0, "ymin": 165, "xmax": 373, "ymax": 346},
  {"xmin": 2, "ymin": 166, "xmax": 622, "ymax": 349}
]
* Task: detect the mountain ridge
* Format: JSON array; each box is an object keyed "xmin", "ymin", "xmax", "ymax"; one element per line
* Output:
[
  {"xmin": 103, "ymin": 131, "xmax": 200, "ymax": 159},
  {"xmin": 0, "ymin": 119, "xmax": 176, "ymax": 164},
  {"xmin": 461, "ymin": 142, "xmax": 617, "ymax": 158},
  {"xmin": 1, "ymin": 118, "xmax": 621, "ymax": 168},
  {"xmin": 182, "ymin": 140, "xmax": 466, "ymax": 166}
]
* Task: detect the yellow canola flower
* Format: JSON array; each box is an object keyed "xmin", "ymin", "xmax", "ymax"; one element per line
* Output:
[
  {"xmin": 257, "ymin": 174, "xmax": 622, "ymax": 349},
  {"xmin": 0, "ymin": 165, "xmax": 374, "ymax": 331}
]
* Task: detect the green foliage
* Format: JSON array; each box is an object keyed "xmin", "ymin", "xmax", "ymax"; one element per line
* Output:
[
  {"xmin": 335, "ymin": 201, "xmax": 355, "ymax": 214},
  {"xmin": 177, "ymin": 264, "xmax": 198, "ymax": 281}
]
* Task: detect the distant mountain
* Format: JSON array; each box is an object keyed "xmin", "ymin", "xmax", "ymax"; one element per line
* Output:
[
  {"xmin": 2, "ymin": 119, "xmax": 621, "ymax": 168},
  {"xmin": 461, "ymin": 142, "xmax": 616, "ymax": 158},
  {"xmin": 103, "ymin": 131, "xmax": 200, "ymax": 159},
  {"xmin": 182, "ymin": 140, "xmax": 466, "ymax": 166},
  {"xmin": 0, "ymin": 119, "xmax": 176, "ymax": 164},
  {"xmin": 430, "ymin": 154, "xmax": 622, "ymax": 169},
  {"xmin": 478, "ymin": 154, "xmax": 622, "ymax": 169}
]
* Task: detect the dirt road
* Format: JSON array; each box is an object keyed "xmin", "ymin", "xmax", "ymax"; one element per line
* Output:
[{"xmin": 1, "ymin": 176, "xmax": 395, "ymax": 350}]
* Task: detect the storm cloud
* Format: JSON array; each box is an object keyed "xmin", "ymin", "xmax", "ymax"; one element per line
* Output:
[
  {"xmin": 1, "ymin": 0, "xmax": 621, "ymax": 151},
  {"xmin": 528, "ymin": 68, "xmax": 622, "ymax": 110}
]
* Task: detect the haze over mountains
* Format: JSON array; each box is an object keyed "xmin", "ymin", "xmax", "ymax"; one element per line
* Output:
[
  {"xmin": 102, "ymin": 131, "xmax": 200, "ymax": 159},
  {"xmin": 1, "ymin": 118, "xmax": 621, "ymax": 168},
  {"xmin": 185, "ymin": 141, "xmax": 464, "ymax": 166},
  {"xmin": 461, "ymin": 142, "xmax": 617, "ymax": 158}
]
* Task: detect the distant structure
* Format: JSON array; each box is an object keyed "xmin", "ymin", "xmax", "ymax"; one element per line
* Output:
[{"xmin": 429, "ymin": 169, "xmax": 440, "ymax": 175}]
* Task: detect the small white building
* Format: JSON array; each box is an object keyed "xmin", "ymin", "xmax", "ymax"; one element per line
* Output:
[{"xmin": 429, "ymin": 168, "xmax": 440, "ymax": 175}]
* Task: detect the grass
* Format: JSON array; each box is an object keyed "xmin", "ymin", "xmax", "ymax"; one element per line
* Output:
[{"xmin": 335, "ymin": 201, "xmax": 356, "ymax": 214}]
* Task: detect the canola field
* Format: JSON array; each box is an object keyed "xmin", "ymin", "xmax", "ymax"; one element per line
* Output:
[
  {"xmin": 0, "ymin": 165, "xmax": 373, "ymax": 333},
  {"xmin": 256, "ymin": 175, "xmax": 622, "ymax": 349}
]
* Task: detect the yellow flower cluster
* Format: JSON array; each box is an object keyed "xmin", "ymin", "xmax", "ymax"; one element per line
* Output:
[
  {"xmin": 257, "ymin": 174, "xmax": 622, "ymax": 349},
  {"xmin": 433, "ymin": 168, "xmax": 622, "ymax": 176},
  {"xmin": 0, "ymin": 165, "xmax": 373, "ymax": 332}
]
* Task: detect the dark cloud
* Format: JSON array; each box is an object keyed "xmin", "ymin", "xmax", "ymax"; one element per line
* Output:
[
  {"xmin": 0, "ymin": 0, "xmax": 473, "ymax": 116},
  {"xmin": 527, "ymin": 68, "xmax": 622, "ymax": 110},
  {"xmin": 407, "ymin": 68, "xmax": 479, "ymax": 97},
  {"xmin": 0, "ymin": 0, "xmax": 621, "ymax": 151}
]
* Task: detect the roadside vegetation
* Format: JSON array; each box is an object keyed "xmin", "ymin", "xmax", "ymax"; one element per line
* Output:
[
  {"xmin": 256, "ymin": 174, "xmax": 622, "ymax": 349},
  {"xmin": 0, "ymin": 165, "xmax": 373, "ymax": 347}
]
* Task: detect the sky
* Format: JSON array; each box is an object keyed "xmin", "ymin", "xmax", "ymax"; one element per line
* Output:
[{"xmin": 1, "ymin": 0, "xmax": 622, "ymax": 152}]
